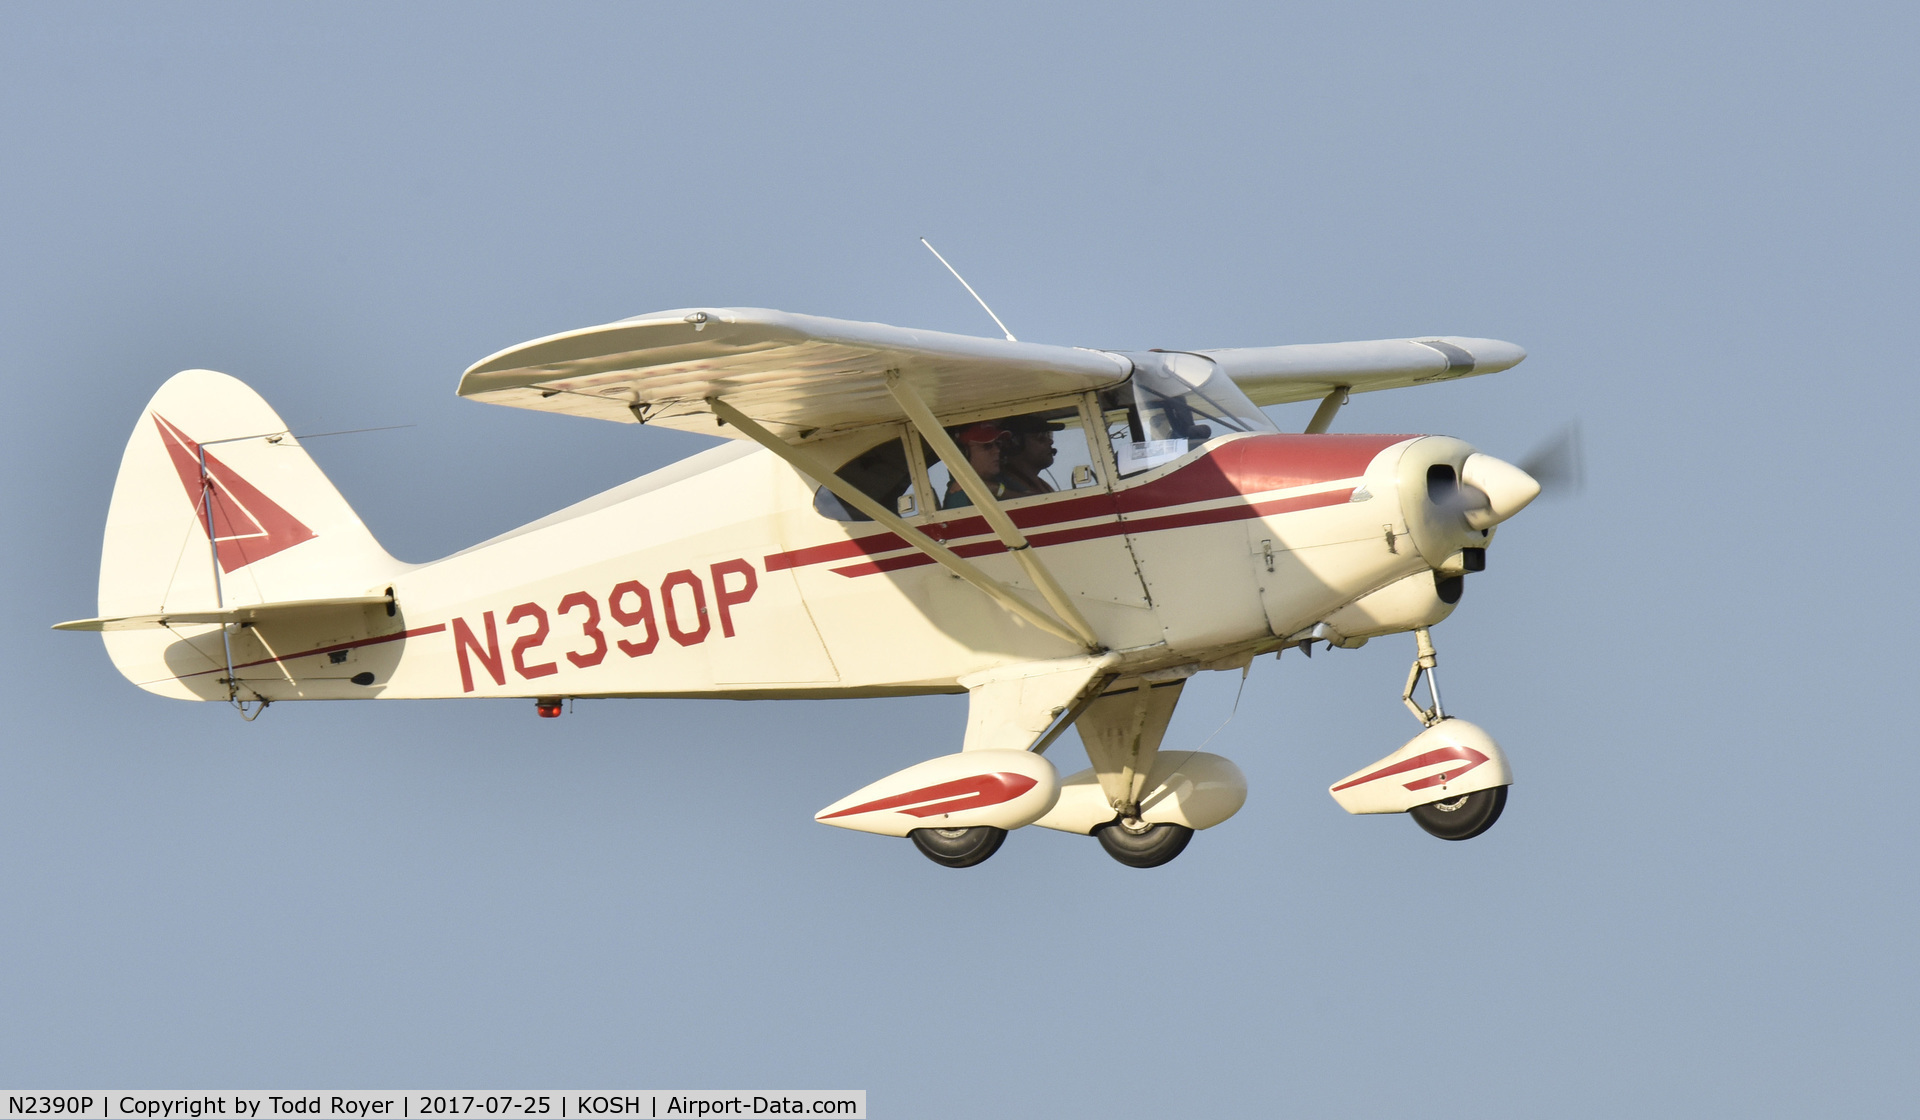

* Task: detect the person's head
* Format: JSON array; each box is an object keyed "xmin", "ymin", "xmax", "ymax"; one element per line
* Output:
[
  {"xmin": 1014, "ymin": 429, "xmax": 1056, "ymax": 469},
  {"xmin": 1002, "ymin": 416, "xmax": 1062, "ymax": 470},
  {"xmin": 954, "ymin": 423, "xmax": 1005, "ymax": 477}
]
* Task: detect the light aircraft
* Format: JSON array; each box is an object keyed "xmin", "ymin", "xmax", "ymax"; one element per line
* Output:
[{"xmin": 59, "ymin": 302, "xmax": 1545, "ymax": 868}]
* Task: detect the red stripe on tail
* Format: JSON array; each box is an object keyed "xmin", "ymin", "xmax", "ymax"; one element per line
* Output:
[{"xmin": 153, "ymin": 414, "xmax": 316, "ymax": 571}]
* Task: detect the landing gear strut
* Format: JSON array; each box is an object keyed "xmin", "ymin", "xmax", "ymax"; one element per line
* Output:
[
  {"xmin": 1401, "ymin": 626, "xmax": 1448, "ymax": 727},
  {"xmin": 1077, "ymin": 679, "xmax": 1195, "ymax": 868}
]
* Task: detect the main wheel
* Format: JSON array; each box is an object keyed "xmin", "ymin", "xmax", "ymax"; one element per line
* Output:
[
  {"xmin": 909, "ymin": 826, "xmax": 1007, "ymax": 868},
  {"xmin": 1409, "ymin": 785, "xmax": 1508, "ymax": 841},
  {"xmin": 1093, "ymin": 819, "xmax": 1194, "ymax": 868}
]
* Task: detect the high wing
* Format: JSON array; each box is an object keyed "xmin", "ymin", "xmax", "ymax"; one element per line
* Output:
[
  {"xmin": 456, "ymin": 307, "xmax": 1527, "ymax": 439},
  {"xmin": 457, "ymin": 308, "xmax": 1131, "ymax": 442},
  {"xmin": 1198, "ymin": 336, "xmax": 1527, "ymax": 407}
]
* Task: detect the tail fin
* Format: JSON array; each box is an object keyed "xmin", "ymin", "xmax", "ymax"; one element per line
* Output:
[{"xmin": 90, "ymin": 369, "xmax": 409, "ymax": 696}]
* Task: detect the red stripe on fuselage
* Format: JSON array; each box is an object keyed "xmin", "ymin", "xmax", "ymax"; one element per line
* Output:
[
  {"xmin": 764, "ymin": 432, "xmax": 1413, "ymax": 572},
  {"xmin": 826, "ymin": 487, "xmax": 1357, "ymax": 577},
  {"xmin": 1116, "ymin": 434, "xmax": 1402, "ymax": 512},
  {"xmin": 764, "ymin": 433, "xmax": 1407, "ymax": 577},
  {"xmin": 919, "ymin": 433, "xmax": 1397, "ymax": 531}
]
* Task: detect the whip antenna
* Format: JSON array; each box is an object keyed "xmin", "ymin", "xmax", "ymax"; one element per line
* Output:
[{"xmin": 919, "ymin": 237, "xmax": 1016, "ymax": 341}]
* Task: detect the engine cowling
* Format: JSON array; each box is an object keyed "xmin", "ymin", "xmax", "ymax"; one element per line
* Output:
[
  {"xmin": 1317, "ymin": 569, "xmax": 1460, "ymax": 644},
  {"xmin": 815, "ymin": 749, "xmax": 1059, "ymax": 837}
]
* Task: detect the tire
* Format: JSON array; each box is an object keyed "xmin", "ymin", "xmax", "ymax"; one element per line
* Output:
[
  {"xmin": 1093, "ymin": 820, "xmax": 1194, "ymax": 868},
  {"xmin": 1409, "ymin": 785, "xmax": 1507, "ymax": 841},
  {"xmin": 908, "ymin": 826, "xmax": 1007, "ymax": 868}
]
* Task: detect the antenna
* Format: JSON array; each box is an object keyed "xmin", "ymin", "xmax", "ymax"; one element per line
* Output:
[{"xmin": 919, "ymin": 237, "xmax": 1017, "ymax": 342}]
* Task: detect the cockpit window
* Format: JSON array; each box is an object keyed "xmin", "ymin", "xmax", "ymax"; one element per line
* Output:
[
  {"xmin": 1101, "ymin": 351, "xmax": 1276, "ymax": 476},
  {"xmin": 813, "ymin": 436, "xmax": 913, "ymax": 522},
  {"xmin": 925, "ymin": 405, "xmax": 1101, "ymax": 511}
]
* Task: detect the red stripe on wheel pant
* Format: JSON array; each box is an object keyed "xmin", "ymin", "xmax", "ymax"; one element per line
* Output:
[
  {"xmin": 1402, "ymin": 765, "xmax": 1480, "ymax": 792},
  {"xmin": 1330, "ymin": 745, "xmax": 1489, "ymax": 792},
  {"xmin": 819, "ymin": 773, "xmax": 1039, "ymax": 819}
]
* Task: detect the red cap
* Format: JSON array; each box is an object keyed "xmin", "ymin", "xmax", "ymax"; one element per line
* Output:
[{"xmin": 955, "ymin": 422, "xmax": 1004, "ymax": 445}]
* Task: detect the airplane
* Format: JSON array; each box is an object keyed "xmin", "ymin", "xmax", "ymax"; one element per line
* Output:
[{"xmin": 57, "ymin": 304, "xmax": 1544, "ymax": 869}]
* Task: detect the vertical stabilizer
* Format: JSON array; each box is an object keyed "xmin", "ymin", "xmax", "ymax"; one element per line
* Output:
[{"xmin": 96, "ymin": 369, "xmax": 410, "ymax": 696}]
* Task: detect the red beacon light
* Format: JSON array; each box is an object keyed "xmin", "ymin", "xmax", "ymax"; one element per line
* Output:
[{"xmin": 535, "ymin": 698, "xmax": 563, "ymax": 718}]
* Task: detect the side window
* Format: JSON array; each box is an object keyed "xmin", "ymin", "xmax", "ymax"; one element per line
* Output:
[
  {"xmin": 813, "ymin": 436, "xmax": 914, "ymax": 522},
  {"xmin": 926, "ymin": 406, "xmax": 1101, "ymax": 512}
]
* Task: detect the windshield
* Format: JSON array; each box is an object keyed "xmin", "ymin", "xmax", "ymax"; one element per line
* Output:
[{"xmin": 1101, "ymin": 351, "xmax": 1276, "ymax": 475}]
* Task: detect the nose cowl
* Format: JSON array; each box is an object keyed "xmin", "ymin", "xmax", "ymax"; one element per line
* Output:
[{"xmin": 1459, "ymin": 453, "xmax": 1541, "ymax": 529}]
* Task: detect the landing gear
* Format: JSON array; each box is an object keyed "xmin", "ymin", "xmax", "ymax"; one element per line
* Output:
[
  {"xmin": 908, "ymin": 826, "xmax": 1007, "ymax": 868},
  {"xmin": 1396, "ymin": 626, "xmax": 1509, "ymax": 840},
  {"xmin": 1071, "ymin": 679, "xmax": 1198, "ymax": 867},
  {"xmin": 1093, "ymin": 818, "xmax": 1193, "ymax": 868},
  {"xmin": 1410, "ymin": 786, "xmax": 1507, "ymax": 840}
]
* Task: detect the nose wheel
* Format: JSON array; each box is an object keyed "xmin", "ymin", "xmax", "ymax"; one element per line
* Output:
[
  {"xmin": 1410, "ymin": 786, "xmax": 1507, "ymax": 840},
  {"xmin": 1400, "ymin": 627, "xmax": 1510, "ymax": 841},
  {"xmin": 908, "ymin": 826, "xmax": 1007, "ymax": 867}
]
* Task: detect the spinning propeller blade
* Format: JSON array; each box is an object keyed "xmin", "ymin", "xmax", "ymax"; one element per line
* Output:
[{"xmin": 1517, "ymin": 423, "xmax": 1584, "ymax": 497}]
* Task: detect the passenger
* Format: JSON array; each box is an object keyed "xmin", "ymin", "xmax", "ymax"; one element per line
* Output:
[
  {"xmin": 998, "ymin": 415, "xmax": 1063, "ymax": 498},
  {"xmin": 941, "ymin": 422, "xmax": 1007, "ymax": 509}
]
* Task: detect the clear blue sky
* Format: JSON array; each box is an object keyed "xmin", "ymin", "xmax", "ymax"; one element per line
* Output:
[{"xmin": 3, "ymin": 3, "xmax": 1913, "ymax": 1115}]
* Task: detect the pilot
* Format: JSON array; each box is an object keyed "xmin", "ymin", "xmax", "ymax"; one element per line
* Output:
[
  {"xmin": 998, "ymin": 415, "xmax": 1063, "ymax": 498},
  {"xmin": 941, "ymin": 422, "xmax": 1007, "ymax": 509}
]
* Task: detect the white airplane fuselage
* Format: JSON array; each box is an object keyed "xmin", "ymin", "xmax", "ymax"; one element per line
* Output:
[{"xmin": 122, "ymin": 426, "xmax": 1483, "ymax": 706}]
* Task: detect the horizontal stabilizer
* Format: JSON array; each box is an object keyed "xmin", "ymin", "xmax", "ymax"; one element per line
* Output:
[{"xmin": 55, "ymin": 594, "xmax": 394, "ymax": 632}]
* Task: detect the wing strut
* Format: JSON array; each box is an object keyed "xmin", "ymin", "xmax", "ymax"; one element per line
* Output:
[
  {"xmin": 883, "ymin": 372, "xmax": 1104, "ymax": 650},
  {"xmin": 706, "ymin": 397, "xmax": 1094, "ymax": 651},
  {"xmin": 1304, "ymin": 386, "xmax": 1349, "ymax": 434}
]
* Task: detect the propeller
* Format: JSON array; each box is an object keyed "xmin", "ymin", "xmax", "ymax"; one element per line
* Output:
[
  {"xmin": 1517, "ymin": 423, "xmax": 1584, "ymax": 498},
  {"xmin": 1411, "ymin": 423, "xmax": 1584, "ymax": 565}
]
